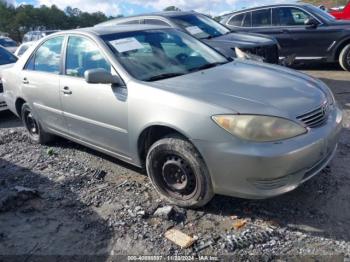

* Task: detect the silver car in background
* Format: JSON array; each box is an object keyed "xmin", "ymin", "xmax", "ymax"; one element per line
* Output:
[
  {"xmin": 0, "ymin": 45, "xmax": 17, "ymax": 111},
  {"xmin": 2, "ymin": 25, "xmax": 342, "ymax": 207}
]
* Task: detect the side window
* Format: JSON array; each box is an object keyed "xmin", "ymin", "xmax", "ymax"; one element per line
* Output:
[
  {"xmin": 228, "ymin": 13, "xmax": 245, "ymax": 26},
  {"xmin": 242, "ymin": 12, "xmax": 252, "ymax": 27},
  {"xmin": 25, "ymin": 36, "xmax": 64, "ymax": 74},
  {"xmin": 65, "ymin": 36, "xmax": 111, "ymax": 78},
  {"xmin": 252, "ymin": 9, "xmax": 272, "ymax": 27},
  {"xmin": 273, "ymin": 7, "xmax": 312, "ymax": 26},
  {"xmin": 144, "ymin": 19, "xmax": 169, "ymax": 26}
]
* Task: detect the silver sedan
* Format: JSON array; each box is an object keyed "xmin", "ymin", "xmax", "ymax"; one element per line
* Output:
[{"xmin": 2, "ymin": 25, "xmax": 343, "ymax": 207}]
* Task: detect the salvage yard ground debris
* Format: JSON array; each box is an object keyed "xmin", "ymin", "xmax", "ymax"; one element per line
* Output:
[{"xmin": 0, "ymin": 64, "xmax": 349, "ymax": 258}]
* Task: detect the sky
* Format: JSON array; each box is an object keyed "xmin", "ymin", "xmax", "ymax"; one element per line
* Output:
[{"xmin": 8, "ymin": 0, "xmax": 298, "ymax": 16}]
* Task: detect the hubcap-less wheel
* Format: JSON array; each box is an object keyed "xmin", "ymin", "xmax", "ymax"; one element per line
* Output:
[
  {"xmin": 24, "ymin": 110, "xmax": 39, "ymax": 139},
  {"xmin": 146, "ymin": 135, "xmax": 214, "ymax": 208},
  {"xmin": 21, "ymin": 103, "xmax": 53, "ymax": 145},
  {"xmin": 154, "ymin": 154, "xmax": 198, "ymax": 201},
  {"xmin": 161, "ymin": 156, "xmax": 196, "ymax": 199}
]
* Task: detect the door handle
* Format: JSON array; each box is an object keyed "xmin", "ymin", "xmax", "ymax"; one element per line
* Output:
[
  {"xmin": 62, "ymin": 86, "xmax": 72, "ymax": 95},
  {"xmin": 22, "ymin": 78, "xmax": 29, "ymax": 84}
]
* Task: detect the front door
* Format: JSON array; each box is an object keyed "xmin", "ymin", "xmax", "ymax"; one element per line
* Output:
[
  {"xmin": 60, "ymin": 35, "xmax": 130, "ymax": 159},
  {"xmin": 270, "ymin": 7, "xmax": 337, "ymax": 58}
]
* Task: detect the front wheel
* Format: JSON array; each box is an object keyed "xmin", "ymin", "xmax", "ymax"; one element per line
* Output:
[
  {"xmin": 339, "ymin": 44, "xmax": 350, "ymax": 71},
  {"xmin": 146, "ymin": 135, "xmax": 214, "ymax": 208},
  {"xmin": 21, "ymin": 103, "xmax": 53, "ymax": 144}
]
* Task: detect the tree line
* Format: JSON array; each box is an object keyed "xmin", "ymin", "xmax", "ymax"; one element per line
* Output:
[{"xmin": 0, "ymin": 1, "xmax": 116, "ymax": 42}]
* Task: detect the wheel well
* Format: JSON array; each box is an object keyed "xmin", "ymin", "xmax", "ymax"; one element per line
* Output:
[
  {"xmin": 15, "ymin": 98, "xmax": 26, "ymax": 118},
  {"xmin": 137, "ymin": 125, "xmax": 187, "ymax": 166},
  {"xmin": 335, "ymin": 39, "xmax": 350, "ymax": 60}
]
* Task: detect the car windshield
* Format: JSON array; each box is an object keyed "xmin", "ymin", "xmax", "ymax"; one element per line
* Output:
[
  {"xmin": 0, "ymin": 46, "xmax": 17, "ymax": 65},
  {"xmin": 307, "ymin": 5, "xmax": 336, "ymax": 22},
  {"xmin": 0, "ymin": 38, "xmax": 17, "ymax": 47},
  {"xmin": 103, "ymin": 29, "xmax": 229, "ymax": 82},
  {"xmin": 172, "ymin": 14, "xmax": 231, "ymax": 39}
]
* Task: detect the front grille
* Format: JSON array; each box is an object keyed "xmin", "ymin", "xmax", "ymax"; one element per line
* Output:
[
  {"xmin": 0, "ymin": 83, "xmax": 3, "ymax": 93},
  {"xmin": 0, "ymin": 101, "xmax": 6, "ymax": 108},
  {"xmin": 297, "ymin": 103, "xmax": 329, "ymax": 128},
  {"xmin": 241, "ymin": 44, "xmax": 279, "ymax": 64}
]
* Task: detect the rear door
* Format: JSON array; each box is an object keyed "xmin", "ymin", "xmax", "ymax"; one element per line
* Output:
[
  {"xmin": 60, "ymin": 35, "xmax": 130, "ymax": 159},
  {"xmin": 21, "ymin": 36, "xmax": 66, "ymax": 132},
  {"xmin": 225, "ymin": 9, "xmax": 294, "ymax": 57},
  {"xmin": 248, "ymin": 8, "xmax": 297, "ymax": 57}
]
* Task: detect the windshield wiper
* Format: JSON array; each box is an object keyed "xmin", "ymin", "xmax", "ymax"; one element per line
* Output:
[
  {"xmin": 189, "ymin": 62, "xmax": 227, "ymax": 73},
  {"xmin": 146, "ymin": 72, "xmax": 185, "ymax": 81}
]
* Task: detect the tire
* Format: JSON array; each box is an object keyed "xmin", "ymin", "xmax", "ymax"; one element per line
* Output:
[
  {"xmin": 339, "ymin": 44, "xmax": 350, "ymax": 71},
  {"xmin": 21, "ymin": 103, "xmax": 53, "ymax": 144},
  {"xmin": 146, "ymin": 135, "xmax": 214, "ymax": 208}
]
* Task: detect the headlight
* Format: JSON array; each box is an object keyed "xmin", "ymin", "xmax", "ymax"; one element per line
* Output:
[
  {"xmin": 235, "ymin": 47, "xmax": 264, "ymax": 62},
  {"xmin": 212, "ymin": 115, "xmax": 307, "ymax": 142}
]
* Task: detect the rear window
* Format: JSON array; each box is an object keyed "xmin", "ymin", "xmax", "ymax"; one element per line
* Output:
[{"xmin": 0, "ymin": 47, "xmax": 17, "ymax": 65}]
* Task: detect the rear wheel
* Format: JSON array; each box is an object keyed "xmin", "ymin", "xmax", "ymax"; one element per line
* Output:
[
  {"xmin": 339, "ymin": 44, "xmax": 350, "ymax": 71},
  {"xmin": 21, "ymin": 103, "xmax": 53, "ymax": 144},
  {"xmin": 146, "ymin": 135, "xmax": 214, "ymax": 208}
]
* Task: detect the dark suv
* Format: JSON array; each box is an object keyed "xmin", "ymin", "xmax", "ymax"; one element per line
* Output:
[
  {"xmin": 221, "ymin": 3, "xmax": 350, "ymax": 71},
  {"xmin": 96, "ymin": 12, "xmax": 280, "ymax": 64}
]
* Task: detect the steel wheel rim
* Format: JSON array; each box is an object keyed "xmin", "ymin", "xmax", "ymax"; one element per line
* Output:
[
  {"xmin": 24, "ymin": 110, "xmax": 39, "ymax": 137},
  {"xmin": 153, "ymin": 154, "xmax": 198, "ymax": 201}
]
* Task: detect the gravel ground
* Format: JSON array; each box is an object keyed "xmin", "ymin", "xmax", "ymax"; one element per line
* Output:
[{"xmin": 0, "ymin": 63, "xmax": 349, "ymax": 261}]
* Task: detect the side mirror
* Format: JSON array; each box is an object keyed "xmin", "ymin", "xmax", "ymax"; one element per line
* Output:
[
  {"xmin": 304, "ymin": 18, "xmax": 318, "ymax": 28},
  {"xmin": 84, "ymin": 68, "xmax": 123, "ymax": 85}
]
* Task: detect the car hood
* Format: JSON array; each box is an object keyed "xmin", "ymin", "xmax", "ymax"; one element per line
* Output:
[
  {"xmin": 204, "ymin": 32, "xmax": 276, "ymax": 48},
  {"xmin": 148, "ymin": 61, "xmax": 328, "ymax": 118}
]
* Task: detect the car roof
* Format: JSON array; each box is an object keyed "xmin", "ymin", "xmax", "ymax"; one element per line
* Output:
[
  {"xmin": 225, "ymin": 3, "xmax": 310, "ymax": 15},
  {"xmin": 54, "ymin": 24, "xmax": 171, "ymax": 37},
  {"xmin": 96, "ymin": 11, "xmax": 199, "ymax": 26},
  {"xmin": 142, "ymin": 11, "xmax": 197, "ymax": 18}
]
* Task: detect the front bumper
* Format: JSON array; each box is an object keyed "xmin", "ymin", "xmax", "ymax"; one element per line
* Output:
[
  {"xmin": 239, "ymin": 44, "xmax": 279, "ymax": 64},
  {"xmin": 193, "ymin": 106, "xmax": 343, "ymax": 199}
]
